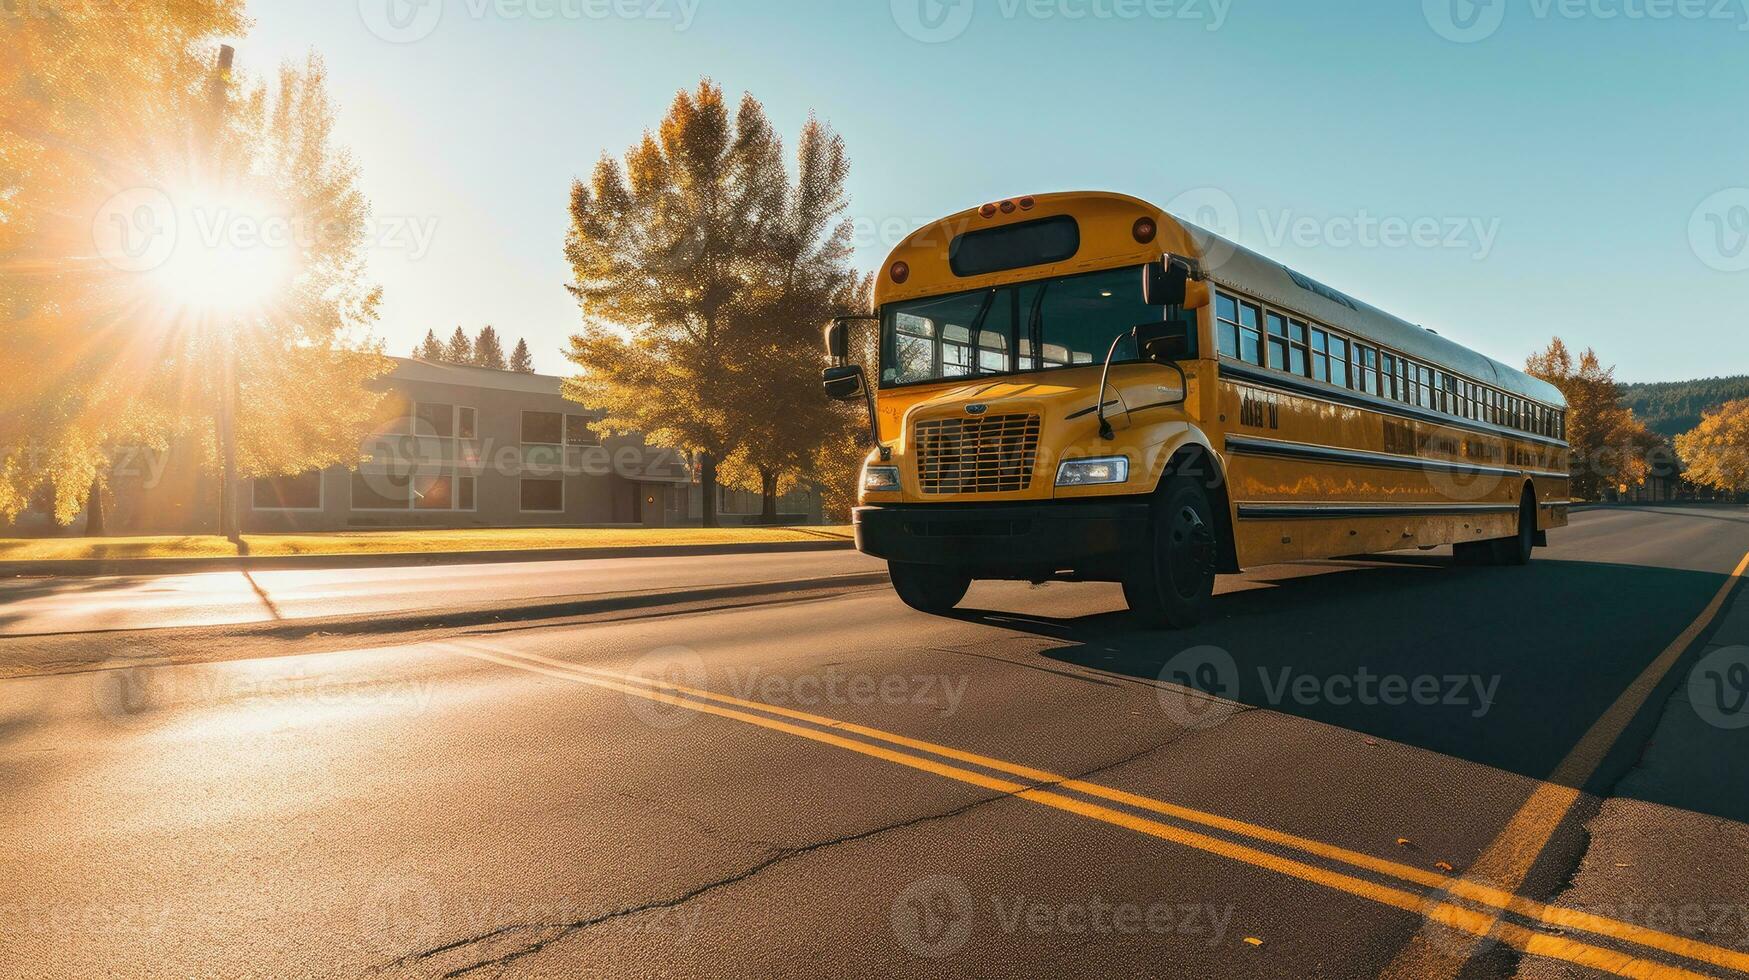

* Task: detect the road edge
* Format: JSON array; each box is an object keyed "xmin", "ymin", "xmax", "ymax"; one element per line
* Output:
[{"xmin": 0, "ymin": 537, "xmax": 855, "ymax": 579}]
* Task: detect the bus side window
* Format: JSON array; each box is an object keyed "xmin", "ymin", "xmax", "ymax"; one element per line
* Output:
[
  {"xmin": 1328, "ymin": 337, "xmax": 1349, "ymax": 388},
  {"xmin": 1288, "ymin": 320, "xmax": 1309, "ymax": 376},
  {"xmin": 1239, "ymin": 302, "xmax": 1263, "ymax": 365},
  {"xmin": 1265, "ymin": 312, "xmax": 1289, "ymax": 371},
  {"xmin": 1380, "ymin": 352, "xmax": 1397, "ymax": 400},
  {"xmin": 1356, "ymin": 345, "xmax": 1378, "ymax": 395},
  {"xmin": 1216, "ymin": 292, "xmax": 1240, "ymax": 358},
  {"xmin": 1310, "ymin": 328, "xmax": 1329, "ymax": 382}
]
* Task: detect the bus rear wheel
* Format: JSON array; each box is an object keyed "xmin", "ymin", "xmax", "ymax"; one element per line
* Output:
[
  {"xmin": 1491, "ymin": 489, "xmax": 1537, "ymax": 566},
  {"xmin": 1123, "ymin": 474, "xmax": 1218, "ymax": 629},
  {"xmin": 1454, "ymin": 489, "xmax": 1535, "ymax": 566},
  {"xmin": 888, "ymin": 562, "xmax": 971, "ymax": 615}
]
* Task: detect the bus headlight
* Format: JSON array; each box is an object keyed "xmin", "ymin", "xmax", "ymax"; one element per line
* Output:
[
  {"xmin": 1055, "ymin": 456, "xmax": 1130, "ymax": 487},
  {"xmin": 862, "ymin": 465, "xmax": 902, "ymax": 493}
]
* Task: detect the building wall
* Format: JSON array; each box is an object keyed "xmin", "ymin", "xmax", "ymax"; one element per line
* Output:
[
  {"xmin": 8, "ymin": 357, "xmax": 827, "ymax": 535},
  {"xmin": 243, "ymin": 359, "xmax": 693, "ymax": 533}
]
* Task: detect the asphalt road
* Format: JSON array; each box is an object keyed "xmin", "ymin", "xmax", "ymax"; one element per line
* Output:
[{"xmin": 2, "ymin": 505, "xmax": 1747, "ymax": 979}]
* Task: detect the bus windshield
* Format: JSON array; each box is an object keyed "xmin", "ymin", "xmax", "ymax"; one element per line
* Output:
[{"xmin": 879, "ymin": 264, "xmax": 1170, "ymax": 387}]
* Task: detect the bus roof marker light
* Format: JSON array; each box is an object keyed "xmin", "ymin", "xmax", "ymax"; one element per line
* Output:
[
  {"xmin": 890, "ymin": 261, "xmax": 910, "ymax": 284},
  {"xmin": 1133, "ymin": 217, "xmax": 1158, "ymax": 244},
  {"xmin": 1019, "ymin": 196, "xmax": 1036, "ymax": 210},
  {"xmin": 999, "ymin": 200, "xmax": 1016, "ymax": 214},
  {"xmin": 980, "ymin": 203, "xmax": 999, "ymax": 218}
]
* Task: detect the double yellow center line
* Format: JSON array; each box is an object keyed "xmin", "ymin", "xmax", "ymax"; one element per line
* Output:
[{"xmin": 448, "ymin": 604, "xmax": 1749, "ymax": 979}]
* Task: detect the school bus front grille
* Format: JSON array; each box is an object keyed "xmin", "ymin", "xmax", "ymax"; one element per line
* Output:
[{"xmin": 915, "ymin": 414, "xmax": 1041, "ymax": 494}]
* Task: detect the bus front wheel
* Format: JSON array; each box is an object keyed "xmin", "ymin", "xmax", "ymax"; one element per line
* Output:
[
  {"xmin": 1123, "ymin": 474, "xmax": 1218, "ymax": 629},
  {"xmin": 888, "ymin": 562, "xmax": 971, "ymax": 615}
]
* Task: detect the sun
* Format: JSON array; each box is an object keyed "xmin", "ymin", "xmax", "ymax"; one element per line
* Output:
[{"xmin": 145, "ymin": 187, "xmax": 294, "ymax": 318}]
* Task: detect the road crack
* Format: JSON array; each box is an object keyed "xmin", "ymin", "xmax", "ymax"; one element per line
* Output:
[{"xmin": 373, "ymin": 731, "xmax": 1192, "ymax": 979}]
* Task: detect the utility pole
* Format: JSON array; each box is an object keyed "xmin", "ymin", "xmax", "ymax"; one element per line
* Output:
[{"xmin": 208, "ymin": 45, "xmax": 241, "ymax": 543}]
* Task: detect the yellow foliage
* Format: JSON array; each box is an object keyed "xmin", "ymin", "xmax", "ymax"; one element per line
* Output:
[
  {"xmin": 1675, "ymin": 398, "xmax": 1749, "ymax": 492},
  {"xmin": 1, "ymin": 11, "xmax": 389, "ymax": 524}
]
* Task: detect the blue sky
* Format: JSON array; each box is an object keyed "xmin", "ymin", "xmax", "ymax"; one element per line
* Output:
[{"xmin": 241, "ymin": 0, "xmax": 1748, "ymax": 381}]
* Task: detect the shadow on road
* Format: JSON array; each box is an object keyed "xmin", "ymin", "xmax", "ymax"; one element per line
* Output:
[{"xmin": 956, "ymin": 554, "xmax": 1744, "ymax": 825}]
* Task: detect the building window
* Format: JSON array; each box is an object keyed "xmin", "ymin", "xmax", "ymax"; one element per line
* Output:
[
  {"xmin": 416, "ymin": 402, "xmax": 454, "ymax": 438},
  {"xmin": 352, "ymin": 470, "xmax": 411, "ymax": 510},
  {"xmin": 565, "ymin": 414, "xmax": 600, "ymax": 447},
  {"xmin": 520, "ymin": 478, "xmax": 564, "ymax": 513},
  {"xmin": 414, "ymin": 474, "xmax": 453, "ymax": 510},
  {"xmin": 458, "ymin": 407, "xmax": 477, "ymax": 440},
  {"xmin": 522, "ymin": 411, "xmax": 564, "ymax": 445},
  {"xmin": 252, "ymin": 472, "xmax": 323, "ymax": 511}
]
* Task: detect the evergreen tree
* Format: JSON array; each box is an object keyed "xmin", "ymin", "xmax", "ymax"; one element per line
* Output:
[
  {"xmin": 444, "ymin": 326, "xmax": 473, "ymax": 365},
  {"xmin": 474, "ymin": 326, "xmax": 508, "ymax": 370},
  {"xmin": 510, "ymin": 338, "xmax": 536, "ymax": 374},
  {"xmin": 415, "ymin": 329, "xmax": 445, "ymax": 360}
]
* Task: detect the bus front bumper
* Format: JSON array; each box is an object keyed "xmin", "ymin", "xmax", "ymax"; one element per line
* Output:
[{"xmin": 853, "ymin": 499, "xmax": 1151, "ymax": 578}]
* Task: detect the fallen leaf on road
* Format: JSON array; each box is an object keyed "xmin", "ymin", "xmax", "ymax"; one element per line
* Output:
[
  {"xmin": 1396, "ymin": 837, "xmax": 1413, "ymax": 847},
  {"xmin": 1364, "ymin": 738, "xmax": 1379, "ymax": 746},
  {"xmin": 1243, "ymin": 937, "xmax": 1263, "ymax": 947},
  {"xmin": 1435, "ymin": 861, "xmax": 1456, "ymax": 872}
]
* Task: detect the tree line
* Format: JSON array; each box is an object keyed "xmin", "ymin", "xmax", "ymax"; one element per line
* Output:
[
  {"xmin": 1528, "ymin": 340, "xmax": 1749, "ymax": 498},
  {"xmin": 1618, "ymin": 376, "xmax": 1749, "ymax": 439},
  {"xmin": 414, "ymin": 325, "xmax": 537, "ymax": 373}
]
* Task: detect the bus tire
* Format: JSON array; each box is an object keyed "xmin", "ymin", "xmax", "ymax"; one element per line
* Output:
[
  {"xmin": 1490, "ymin": 489, "xmax": 1536, "ymax": 566},
  {"xmin": 888, "ymin": 562, "xmax": 971, "ymax": 615},
  {"xmin": 1123, "ymin": 474, "xmax": 1218, "ymax": 629}
]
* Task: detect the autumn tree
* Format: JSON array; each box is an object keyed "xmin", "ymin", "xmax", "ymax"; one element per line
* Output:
[
  {"xmin": 415, "ymin": 329, "xmax": 445, "ymax": 360},
  {"xmin": 564, "ymin": 80, "xmax": 857, "ymax": 526},
  {"xmin": 0, "ymin": 13, "xmax": 389, "ymax": 531},
  {"xmin": 1675, "ymin": 399, "xmax": 1749, "ymax": 493},
  {"xmin": 718, "ymin": 128, "xmax": 863, "ymax": 519},
  {"xmin": 1, "ymin": 1, "xmax": 244, "ymax": 526},
  {"xmin": 474, "ymin": 326, "xmax": 507, "ymax": 370},
  {"xmin": 1526, "ymin": 339, "xmax": 1656, "ymax": 500},
  {"xmin": 443, "ymin": 326, "xmax": 473, "ymax": 365},
  {"xmin": 510, "ymin": 338, "xmax": 535, "ymax": 373}
]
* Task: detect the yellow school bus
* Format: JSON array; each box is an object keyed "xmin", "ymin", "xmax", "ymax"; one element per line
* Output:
[{"xmin": 822, "ymin": 191, "xmax": 1570, "ymax": 628}]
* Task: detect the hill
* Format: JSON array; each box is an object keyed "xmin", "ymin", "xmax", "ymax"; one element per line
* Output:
[{"xmin": 1618, "ymin": 376, "xmax": 1749, "ymax": 438}]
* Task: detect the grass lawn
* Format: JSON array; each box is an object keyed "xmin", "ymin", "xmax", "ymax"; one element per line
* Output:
[{"xmin": 0, "ymin": 525, "xmax": 853, "ymax": 563}]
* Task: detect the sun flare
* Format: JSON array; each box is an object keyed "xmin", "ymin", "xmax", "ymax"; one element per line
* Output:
[{"xmin": 142, "ymin": 187, "xmax": 294, "ymax": 318}]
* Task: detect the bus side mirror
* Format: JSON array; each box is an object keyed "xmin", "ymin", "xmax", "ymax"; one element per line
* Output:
[
  {"xmin": 822, "ymin": 364, "xmax": 867, "ymax": 402},
  {"xmin": 1134, "ymin": 319, "xmax": 1196, "ymax": 362},
  {"xmin": 1142, "ymin": 256, "xmax": 1190, "ymax": 308},
  {"xmin": 823, "ymin": 320, "xmax": 849, "ymax": 360}
]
